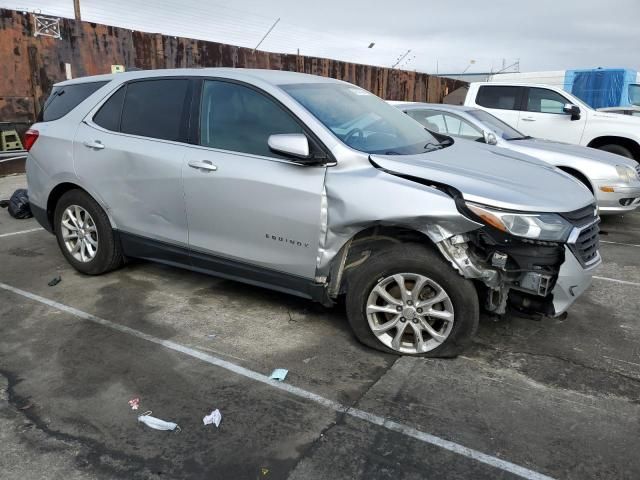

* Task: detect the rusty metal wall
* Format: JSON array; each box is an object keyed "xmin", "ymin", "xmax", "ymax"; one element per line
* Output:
[{"xmin": 0, "ymin": 8, "xmax": 464, "ymax": 125}]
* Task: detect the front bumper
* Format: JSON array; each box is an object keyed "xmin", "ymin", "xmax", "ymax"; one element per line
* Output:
[
  {"xmin": 551, "ymin": 246, "xmax": 600, "ymax": 315},
  {"xmin": 595, "ymin": 183, "xmax": 640, "ymax": 214}
]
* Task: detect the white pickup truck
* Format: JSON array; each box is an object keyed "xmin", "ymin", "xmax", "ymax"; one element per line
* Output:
[{"xmin": 463, "ymin": 82, "xmax": 640, "ymax": 161}]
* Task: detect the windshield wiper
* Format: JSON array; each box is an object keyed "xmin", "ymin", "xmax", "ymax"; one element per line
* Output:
[{"xmin": 509, "ymin": 136, "xmax": 533, "ymax": 141}]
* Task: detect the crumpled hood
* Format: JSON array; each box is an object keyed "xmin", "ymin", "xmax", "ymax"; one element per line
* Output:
[
  {"xmin": 370, "ymin": 141, "xmax": 595, "ymax": 213},
  {"xmin": 510, "ymin": 138, "xmax": 638, "ymax": 168}
]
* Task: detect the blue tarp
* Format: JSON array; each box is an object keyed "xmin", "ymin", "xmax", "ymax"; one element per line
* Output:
[{"xmin": 566, "ymin": 68, "xmax": 628, "ymax": 109}]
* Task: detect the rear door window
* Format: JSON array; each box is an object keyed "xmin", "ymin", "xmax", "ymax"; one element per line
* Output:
[
  {"xmin": 120, "ymin": 79, "xmax": 191, "ymax": 142},
  {"xmin": 199, "ymin": 80, "xmax": 304, "ymax": 158},
  {"xmin": 93, "ymin": 86, "xmax": 126, "ymax": 131},
  {"xmin": 39, "ymin": 81, "xmax": 108, "ymax": 122},
  {"xmin": 476, "ymin": 85, "xmax": 523, "ymax": 110}
]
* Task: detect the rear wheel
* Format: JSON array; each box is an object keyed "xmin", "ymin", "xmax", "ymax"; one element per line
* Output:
[
  {"xmin": 598, "ymin": 144, "xmax": 634, "ymax": 159},
  {"xmin": 54, "ymin": 189, "xmax": 123, "ymax": 275},
  {"xmin": 345, "ymin": 243, "xmax": 479, "ymax": 357}
]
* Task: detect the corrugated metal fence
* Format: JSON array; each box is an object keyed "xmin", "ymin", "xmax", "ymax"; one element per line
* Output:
[{"xmin": 0, "ymin": 8, "xmax": 463, "ymax": 126}]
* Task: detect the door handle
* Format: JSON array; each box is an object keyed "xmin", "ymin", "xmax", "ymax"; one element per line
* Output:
[
  {"xmin": 83, "ymin": 140, "xmax": 105, "ymax": 149},
  {"xmin": 521, "ymin": 117, "xmax": 536, "ymax": 122},
  {"xmin": 188, "ymin": 160, "xmax": 218, "ymax": 172}
]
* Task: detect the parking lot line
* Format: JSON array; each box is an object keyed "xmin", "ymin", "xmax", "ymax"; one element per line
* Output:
[
  {"xmin": 0, "ymin": 227, "xmax": 44, "ymax": 238},
  {"xmin": 0, "ymin": 281, "xmax": 554, "ymax": 480},
  {"xmin": 600, "ymin": 240, "xmax": 640, "ymax": 248},
  {"xmin": 593, "ymin": 276, "xmax": 640, "ymax": 287}
]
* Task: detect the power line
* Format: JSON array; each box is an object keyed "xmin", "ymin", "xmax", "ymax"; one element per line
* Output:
[{"xmin": 392, "ymin": 49, "xmax": 411, "ymax": 69}]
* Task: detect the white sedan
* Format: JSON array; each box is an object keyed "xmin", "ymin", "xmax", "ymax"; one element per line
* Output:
[{"xmin": 392, "ymin": 102, "xmax": 640, "ymax": 215}]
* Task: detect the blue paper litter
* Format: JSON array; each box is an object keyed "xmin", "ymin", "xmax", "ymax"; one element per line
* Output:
[{"xmin": 269, "ymin": 368, "xmax": 288, "ymax": 381}]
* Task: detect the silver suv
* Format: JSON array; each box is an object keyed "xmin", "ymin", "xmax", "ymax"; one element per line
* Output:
[{"xmin": 26, "ymin": 69, "xmax": 601, "ymax": 357}]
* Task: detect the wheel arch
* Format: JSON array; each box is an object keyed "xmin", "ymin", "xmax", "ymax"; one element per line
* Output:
[
  {"xmin": 47, "ymin": 183, "xmax": 115, "ymax": 232},
  {"xmin": 326, "ymin": 225, "xmax": 439, "ymax": 300},
  {"xmin": 556, "ymin": 166, "xmax": 594, "ymax": 193},
  {"xmin": 586, "ymin": 136, "xmax": 640, "ymax": 160}
]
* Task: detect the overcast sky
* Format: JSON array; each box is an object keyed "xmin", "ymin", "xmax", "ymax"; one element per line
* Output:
[{"xmin": 3, "ymin": 0, "xmax": 639, "ymax": 74}]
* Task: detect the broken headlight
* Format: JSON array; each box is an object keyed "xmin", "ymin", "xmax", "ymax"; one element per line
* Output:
[{"xmin": 466, "ymin": 202, "xmax": 573, "ymax": 242}]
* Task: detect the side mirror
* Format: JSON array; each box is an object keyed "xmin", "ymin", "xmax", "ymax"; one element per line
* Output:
[
  {"xmin": 483, "ymin": 131, "xmax": 498, "ymax": 145},
  {"xmin": 563, "ymin": 103, "xmax": 581, "ymax": 121},
  {"xmin": 268, "ymin": 133, "xmax": 310, "ymax": 160}
]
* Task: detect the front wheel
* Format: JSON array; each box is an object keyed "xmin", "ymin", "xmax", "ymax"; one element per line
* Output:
[{"xmin": 345, "ymin": 243, "xmax": 479, "ymax": 357}]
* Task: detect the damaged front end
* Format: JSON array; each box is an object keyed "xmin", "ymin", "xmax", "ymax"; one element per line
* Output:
[{"xmin": 436, "ymin": 203, "xmax": 601, "ymax": 317}]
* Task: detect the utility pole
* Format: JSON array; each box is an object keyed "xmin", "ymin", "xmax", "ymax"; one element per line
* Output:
[{"xmin": 73, "ymin": 0, "xmax": 81, "ymax": 21}]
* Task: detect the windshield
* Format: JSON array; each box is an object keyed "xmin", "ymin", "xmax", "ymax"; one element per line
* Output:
[
  {"xmin": 281, "ymin": 83, "xmax": 445, "ymax": 155},
  {"xmin": 630, "ymin": 84, "xmax": 640, "ymax": 107},
  {"xmin": 467, "ymin": 109, "xmax": 527, "ymax": 140}
]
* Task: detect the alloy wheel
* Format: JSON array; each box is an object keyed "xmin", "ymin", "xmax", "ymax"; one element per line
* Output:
[
  {"xmin": 61, "ymin": 205, "xmax": 99, "ymax": 263},
  {"xmin": 366, "ymin": 273, "xmax": 454, "ymax": 354}
]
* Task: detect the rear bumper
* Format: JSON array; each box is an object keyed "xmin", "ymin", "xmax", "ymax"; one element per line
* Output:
[{"xmin": 551, "ymin": 247, "xmax": 600, "ymax": 315}]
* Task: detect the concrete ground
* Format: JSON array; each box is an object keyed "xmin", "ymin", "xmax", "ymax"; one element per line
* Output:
[{"xmin": 1, "ymin": 173, "xmax": 639, "ymax": 480}]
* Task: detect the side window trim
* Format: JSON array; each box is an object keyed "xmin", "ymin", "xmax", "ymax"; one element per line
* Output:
[
  {"xmin": 517, "ymin": 87, "xmax": 527, "ymax": 111},
  {"xmin": 196, "ymin": 77, "xmax": 334, "ymax": 163}
]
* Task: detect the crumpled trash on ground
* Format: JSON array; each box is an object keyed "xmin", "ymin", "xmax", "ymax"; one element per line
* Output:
[
  {"xmin": 137, "ymin": 411, "xmax": 180, "ymax": 431},
  {"xmin": 128, "ymin": 397, "xmax": 140, "ymax": 410},
  {"xmin": 48, "ymin": 276, "xmax": 61, "ymax": 287},
  {"xmin": 202, "ymin": 409, "xmax": 222, "ymax": 427},
  {"xmin": 269, "ymin": 369, "xmax": 288, "ymax": 381},
  {"xmin": 7, "ymin": 189, "xmax": 33, "ymax": 219}
]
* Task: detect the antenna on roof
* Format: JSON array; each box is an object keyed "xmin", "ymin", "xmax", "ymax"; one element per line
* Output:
[{"xmin": 253, "ymin": 18, "xmax": 280, "ymax": 53}]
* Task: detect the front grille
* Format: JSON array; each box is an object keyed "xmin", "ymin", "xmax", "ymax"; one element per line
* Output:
[
  {"xmin": 562, "ymin": 204, "xmax": 600, "ymax": 266},
  {"xmin": 572, "ymin": 222, "xmax": 600, "ymax": 266},
  {"xmin": 635, "ymin": 164, "xmax": 640, "ymax": 179},
  {"xmin": 562, "ymin": 204, "xmax": 598, "ymax": 227}
]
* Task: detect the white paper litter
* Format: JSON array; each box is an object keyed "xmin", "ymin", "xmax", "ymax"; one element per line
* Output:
[
  {"xmin": 138, "ymin": 413, "xmax": 179, "ymax": 431},
  {"xmin": 203, "ymin": 409, "xmax": 222, "ymax": 427}
]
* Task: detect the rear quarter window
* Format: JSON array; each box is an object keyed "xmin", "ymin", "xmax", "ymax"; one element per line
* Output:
[
  {"xmin": 38, "ymin": 81, "xmax": 108, "ymax": 122},
  {"xmin": 476, "ymin": 86, "xmax": 523, "ymax": 110},
  {"xmin": 93, "ymin": 86, "xmax": 126, "ymax": 131}
]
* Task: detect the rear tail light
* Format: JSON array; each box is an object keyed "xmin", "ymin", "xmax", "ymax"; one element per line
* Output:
[{"xmin": 24, "ymin": 129, "xmax": 39, "ymax": 151}]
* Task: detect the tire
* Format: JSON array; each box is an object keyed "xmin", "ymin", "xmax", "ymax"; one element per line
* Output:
[
  {"xmin": 598, "ymin": 144, "xmax": 634, "ymax": 159},
  {"xmin": 345, "ymin": 243, "xmax": 479, "ymax": 358},
  {"xmin": 53, "ymin": 189, "xmax": 123, "ymax": 275}
]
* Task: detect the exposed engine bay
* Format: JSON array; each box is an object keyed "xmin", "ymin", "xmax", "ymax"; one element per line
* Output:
[
  {"xmin": 436, "ymin": 203, "xmax": 600, "ymax": 318},
  {"xmin": 437, "ymin": 230, "xmax": 565, "ymax": 317}
]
